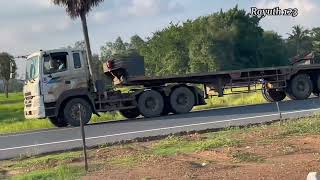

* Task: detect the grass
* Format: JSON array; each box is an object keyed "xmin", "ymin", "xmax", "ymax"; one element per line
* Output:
[
  {"xmin": 232, "ymin": 152, "xmax": 265, "ymax": 163},
  {"xmin": 3, "ymin": 115, "xmax": 320, "ymax": 179},
  {"xmin": 4, "ymin": 151, "xmax": 82, "ymax": 170},
  {"xmin": 12, "ymin": 165, "xmax": 85, "ymax": 180},
  {"xmin": 194, "ymin": 89, "xmax": 266, "ymax": 110},
  {"xmin": 109, "ymin": 154, "xmax": 150, "ymax": 167},
  {"xmin": 152, "ymin": 133, "xmax": 241, "ymax": 156}
]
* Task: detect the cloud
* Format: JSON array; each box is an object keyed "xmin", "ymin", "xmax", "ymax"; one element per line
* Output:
[
  {"xmin": 91, "ymin": 11, "xmax": 112, "ymax": 24},
  {"xmin": 255, "ymin": 0, "xmax": 320, "ymax": 36},
  {"xmin": 127, "ymin": 0, "xmax": 183, "ymax": 16}
]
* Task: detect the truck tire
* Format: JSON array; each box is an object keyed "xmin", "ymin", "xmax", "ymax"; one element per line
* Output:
[
  {"xmin": 63, "ymin": 98, "xmax": 92, "ymax": 127},
  {"xmin": 48, "ymin": 116, "xmax": 68, "ymax": 127},
  {"xmin": 312, "ymin": 75, "xmax": 320, "ymax": 96},
  {"xmin": 138, "ymin": 90, "xmax": 164, "ymax": 118},
  {"xmin": 119, "ymin": 108, "xmax": 140, "ymax": 119},
  {"xmin": 170, "ymin": 87, "xmax": 195, "ymax": 114},
  {"xmin": 261, "ymin": 88, "xmax": 286, "ymax": 102},
  {"xmin": 287, "ymin": 74, "xmax": 313, "ymax": 100}
]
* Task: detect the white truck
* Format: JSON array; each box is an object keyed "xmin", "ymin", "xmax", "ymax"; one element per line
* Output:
[{"xmin": 23, "ymin": 49, "xmax": 320, "ymax": 127}]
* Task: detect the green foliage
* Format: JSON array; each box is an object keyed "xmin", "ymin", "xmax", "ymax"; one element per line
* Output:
[
  {"xmin": 259, "ymin": 31, "xmax": 289, "ymax": 66},
  {"xmin": 281, "ymin": 116, "xmax": 320, "ymax": 136},
  {"xmin": 152, "ymin": 135, "xmax": 240, "ymax": 156},
  {"xmin": 0, "ymin": 52, "xmax": 17, "ymax": 98},
  {"xmin": 287, "ymin": 25, "xmax": 313, "ymax": 56},
  {"xmin": 12, "ymin": 165, "xmax": 85, "ymax": 180}
]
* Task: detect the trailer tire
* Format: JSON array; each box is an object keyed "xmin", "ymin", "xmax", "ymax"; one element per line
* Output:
[
  {"xmin": 312, "ymin": 75, "xmax": 320, "ymax": 96},
  {"xmin": 63, "ymin": 98, "xmax": 92, "ymax": 127},
  {"xmin": 138, "ymin": 90, "xmax": 164, "ymax": 118},
  {"xmin": 287, "ymin": 74, "xmax": 313, "ymax": 100},
  {"xmin": 49, "ymin": 116, "xmax": 68, "ymax": 127},
  {"xmin": 120, "ymin": 108, "xmax": 140, "ymax": 119},
  {"xmin": 262, "ymin": 88, "xmax": 286, "ymax": 102},
  {"xmin": 170, "ymin": 87, "xmax": 195, "ymax": 114}
]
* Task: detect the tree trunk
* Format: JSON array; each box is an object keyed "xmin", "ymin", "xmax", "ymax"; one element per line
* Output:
[
  {"xmin": 4, "ymin": 79, "xmax": 8, "ymax": 98},
  {"xmin": 80, "ymin": 12, "xmax": 96, "ymax": 92}
]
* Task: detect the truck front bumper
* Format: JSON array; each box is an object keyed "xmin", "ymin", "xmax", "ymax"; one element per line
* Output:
[{"xmin": 24, "ymin": 96, "xmax": 46, "ymax": 119}]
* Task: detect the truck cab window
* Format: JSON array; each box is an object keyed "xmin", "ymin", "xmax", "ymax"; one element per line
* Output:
[
  {"xmin": 43, "ymin": 53, "xmax": 68, "ymax": 74},
  {"xmin": 73, "ymin": 53, "xmax": 81, "ymax": 69}
]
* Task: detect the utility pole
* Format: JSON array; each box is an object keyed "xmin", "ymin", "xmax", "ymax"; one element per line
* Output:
[{"xmin": 79, "ymin": 104, "xmax": 89, "ymax": 171}]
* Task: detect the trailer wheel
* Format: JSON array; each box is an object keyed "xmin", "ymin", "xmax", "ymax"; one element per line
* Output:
[
  {"xmin": 312, "ymin": 75, "xmax": 320, "ymax": 96},
  {"xmin": 138, "ymin": 90, "xmax": 164, "ymax": 118},
  {"xmin": 261, "ymin": 88, "xmax": 286, "ymax": 102},
  {"xmin": 119, "ymin": 108, "xmax": 140, "ymax": 119},
  {"xmin": 48, "ymin": 116, "xmax": 68, "ymax": 127},
  {"xmin": 170, "ymin": 87, "xmax": 195, "ymax": 114},
  {"xmin": 64, "ymin": 98, "xmax": 92, "ymax": 127},
  {"xmin": 287, "ymin": 74, "xmax": 313, "ymax": 100}
]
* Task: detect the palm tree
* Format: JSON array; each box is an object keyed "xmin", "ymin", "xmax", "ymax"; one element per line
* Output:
[
  {"xmin": 52, "ymin": 0, "xmax": 104, "ymax": 91},
  {"xmin": 287, "ymin": 25, "xmax": 310, "ymax": 55}
]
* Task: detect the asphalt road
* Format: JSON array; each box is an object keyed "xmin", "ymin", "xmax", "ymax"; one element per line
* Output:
[{"xmin": 1, "ymin": 98, "xmax": 320, "ymax": 160}]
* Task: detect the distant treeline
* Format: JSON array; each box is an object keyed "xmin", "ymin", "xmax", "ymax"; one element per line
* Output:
[
  {"xmin": 98, "ymin": 6, "xmax": 320, "ymax": 76},
  {"xmin": 0, "ymin": 79, "xmax": 23, "ymax": 93}
]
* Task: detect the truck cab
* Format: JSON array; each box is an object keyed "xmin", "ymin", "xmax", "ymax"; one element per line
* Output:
[{"xmin": 24, "ymin": 49, "xmax": 90, "ymax": 121}]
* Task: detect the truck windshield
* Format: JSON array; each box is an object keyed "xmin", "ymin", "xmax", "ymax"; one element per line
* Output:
[{"xmin": 26, "ymin": 55, "xmax": 39, "ymax": 81}]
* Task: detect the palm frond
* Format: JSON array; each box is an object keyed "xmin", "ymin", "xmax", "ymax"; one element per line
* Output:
[{"xmin": 52, "ymin": 0, "xmax": 104, "ymax": 18}]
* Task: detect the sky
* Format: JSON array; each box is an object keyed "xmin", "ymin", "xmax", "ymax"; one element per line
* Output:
[{"xmin": 1, "ymin": 0, "xmax": 320, "ymax": 78}]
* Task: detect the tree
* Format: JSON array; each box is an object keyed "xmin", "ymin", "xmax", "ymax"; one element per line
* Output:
[
  {"xmin": 259, "ymin": 31, "xmax": 289, "ymax": 67},
  {"xmin": 311, "ymin": 27, "xmax": 320, "ymax": 55},
  {"xmin": 52, "ymin": 0, "xmax": 104, "ymax": 91},
  {"xmin": 287, "ymin": 25, "xmax": 312, "ymax": 55},
  {"xmin": 130, "ymin": 35, "xmax": 145, "ymax": 50},
  {"xmin": 74, "ymin": 40, "xmax": 86, "ymax": 49},
  {"xmin": 0, "ymin": 52, "xmax": 16, "ymax": 98},
  {"xmin": 100, "ymin": 37, "xmax": 137, "ymax": 61}
]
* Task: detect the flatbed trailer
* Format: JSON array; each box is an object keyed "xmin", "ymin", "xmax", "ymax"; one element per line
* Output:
[{"xmin": 104, "ymin": 55, "xmax": 320, "ymax": 102}]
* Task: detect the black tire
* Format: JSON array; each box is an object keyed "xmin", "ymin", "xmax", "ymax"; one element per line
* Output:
[
  {"xmin": 170, "ymin": 87, "xmax": 195, "ymax": 114},
  {"xmin": 48, "ymin": 116, "xmax": 68, "ymax": 127},
  {"xmin": 312, "ymin": 75, "xmax": 320, "ymax": 96},
  {"xmin": 261, "ymin": 88, "xmax": 286, "ymax": 102},
  {"xmin": 138, "ymin": 90, "xmax": 164, "ymax": 118},
  {"xmin": 119, "ymin": 108, "xmax": 140, "ymax": 119},
  {"xmin": 287, "ymin": 74, "xmax": 313, "ymax": 100},
  {"xmin": 63, "ymin": 98, "xmax": 92, "ymax": 127}
]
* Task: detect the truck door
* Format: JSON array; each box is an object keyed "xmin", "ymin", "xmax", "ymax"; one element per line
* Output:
[
  {"xmin": 68, "ymin": 50, "xmax": 89, "ymax": 90},
  {"xmin": 42, "ymin": 52, "xmax": 73, "ymax": 103}
]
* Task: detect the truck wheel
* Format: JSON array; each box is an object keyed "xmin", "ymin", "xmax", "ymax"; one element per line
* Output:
[
  {"xmin": 287, "ymin": 74, "xmax": 313, "ymax": 100},
  {"xmin": 312, "ymin": 75, "xmax": 320, "ymax": 96},
  {"xmin": 64, "ymin": 98, "xmax": 92, "ymax": 127},
  {"xmin": 48, "ymin": 116, "xmax": 68, "ymax": 127},
  {"xmin": 170, "ymin": 87, "xmax": 195, "ymax": 114},
  {"xmin": 119, "ymin": 108, "xmax": 140, "ymax": 119},
  {"xmin": 138, "ymin": 90, "xmax": 164, "ymax": 118},
  {"xmin": 261, "ymin": 88, "xmax": 286, "ymax": 102}
]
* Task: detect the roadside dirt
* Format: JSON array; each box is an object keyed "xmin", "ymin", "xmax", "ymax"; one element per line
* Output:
[{"xmin": 84, "ymin": 134, "xmax": 320, "ymax": 180}]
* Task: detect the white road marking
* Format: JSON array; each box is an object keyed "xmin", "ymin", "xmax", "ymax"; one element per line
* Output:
[{"xmin": 1, "ymin": 107, "xmax": 320, "ymax": 152}]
